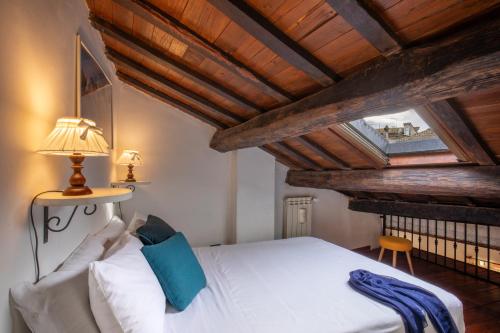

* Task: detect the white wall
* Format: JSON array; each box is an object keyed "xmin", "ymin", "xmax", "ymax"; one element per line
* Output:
[
  {"xmin": 235, "ymin": 148, "xmax": 275, "ymax": 243},
  {"xmin": 0, "ymin": 1, "xmax": 117, "ymax": 332},
  {"xmin": 275, "ymin": 163, "xmax": 381, "ymax": 249},
  {"xmin": 115, "ymin": 83, "xmax": 235, "ymax": 247}
]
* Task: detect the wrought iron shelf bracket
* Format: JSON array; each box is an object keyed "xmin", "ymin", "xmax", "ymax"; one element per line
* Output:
[
  {"xmin": 34, "ymin": 188, "xmax": 133, "ymax": 244},
  {"xmin": 43, "ymin": 204, "xmax": 98, "ymax": 243}
]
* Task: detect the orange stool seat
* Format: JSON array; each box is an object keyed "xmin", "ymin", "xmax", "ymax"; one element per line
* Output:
[{"xmin": 378, "ymin": 235, "xmax": 414, "ymax": 275}]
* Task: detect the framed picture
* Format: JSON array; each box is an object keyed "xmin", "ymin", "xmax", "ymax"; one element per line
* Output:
[{"xmin": 76, "ymin": 34, "xmax": 113, "ymax": 148}]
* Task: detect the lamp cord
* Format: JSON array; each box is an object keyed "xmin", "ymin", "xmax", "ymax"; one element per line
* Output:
[{"xmin": 29, "ymin": 191, "xmax": 62, "ymax": 283}]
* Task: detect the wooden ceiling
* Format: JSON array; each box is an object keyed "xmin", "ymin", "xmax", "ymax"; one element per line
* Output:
[{"xmin": 86, "ymin": 0, "xmax": 500, "ymax": 211}]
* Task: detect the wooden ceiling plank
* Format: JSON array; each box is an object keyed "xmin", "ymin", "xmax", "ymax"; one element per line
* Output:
[
  {"xmin": 210, "ymin": 16, "xmax": 500, "ymax": 152},
  {"xmin": 113, "ymin": 0, "xmax": 293, "ymax": 103},
  {"xmin": 415, "ymin": 100, "xmax": 496, "ymax": 165},
  {"xmin": 325, "ymin": 0, "xmax": 401, "ymax": 55},
  {"xmin": 260, "ymin": 145, "xmax": 302, "ymax": 170},
  {"xmin": 90, "ymin": 14, "xmax": 262, "ymax": 113},
  {"xmin": 274, "ymin": 142, "xmax": 323, "ymax": 171},
  {"xmin": 349, "ymin": 199, "xmax": 500, "ymax": 226},
  {"xmin": 286, "ymin": 166, "xmax": 500, "ymax": 200},
  {"xmin": 108, "ymin": 47, "xmax": 244, "ymax": 124},
  {"xmin": 294, "ymin": 136, "xmax": 350, "ymax": 170},
  {"xmin": 206, "ymin": 0, "xmax": 340, "ymax": 86},
  {"xmin": 117, "ymin": 71, "xmax": 228, "ymax": 129}
]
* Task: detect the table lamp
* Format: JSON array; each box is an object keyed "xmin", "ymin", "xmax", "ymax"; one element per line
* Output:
[
  {"xmin": 37, "ymin": 117, "xmax": 109, "ymax": 196},
  {"xmin": 117, "ymin": 150, "xmax": 143, "ymax": 182}
]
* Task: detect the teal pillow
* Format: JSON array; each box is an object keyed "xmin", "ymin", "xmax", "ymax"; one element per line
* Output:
[
  {"xmin": 136, "ymin": 215, "xmax": 176, "ymax": 245},
  {"xmin": 141, "ymin": 233, "xmax": 207, "ymax": 311}
]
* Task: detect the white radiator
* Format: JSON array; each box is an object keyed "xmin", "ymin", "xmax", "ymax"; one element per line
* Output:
[{"xmin": 284, "ymin": 197, "xmax": 313, "ymax": 238}]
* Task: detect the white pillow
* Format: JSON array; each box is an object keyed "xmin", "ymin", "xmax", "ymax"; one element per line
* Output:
[
  {"xmin": 11, "ymin": 270, "xmax": 100, "ymax": 333},
  {"xmin": 58, "ymin": 235, "xmax": 106, "ymax": 272},
  {"xmin": 89, "ymin": 234, "xmax": 165, "ymax": 333},
  {"xmin": 127, "ymin": 211, "xmax": 147, "ymax": 234},
  {"xmin": 94, "ymin": 215, "xmax": 127, "ymax": 245}
]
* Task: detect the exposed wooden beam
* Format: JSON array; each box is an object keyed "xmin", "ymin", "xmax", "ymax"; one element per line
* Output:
[
  {"xmin": 118, "ymin": 70, "xmax": 315, "ymax": 169},
  {"xmin": 206, "ymin": 0, "xmax": 340, "ymax": 86},
  {"xmin": 295, "ymin": 136, "xmax": 350, "ymax": 170},
  {"xmin": 286, "ymin": 166, "xmax": 500, "ymax": 200},
  {"xmin": 90, "ymin": 14, "xmax": 261, "ymax": 114},
  {"xmin": 210, "ymin": 17, "xmax": 500, "ymax": 152},
  {"xmin": 117, "ymin": 72, "xmax": 227, "ymax": 129},
  {"xmin": 415, "ymin": 100, "xmax": 496, "ymax": 165},
  {"xmin": 349, "ymin": 199, "xmax": 500, "ymax": 226},
  {"xmin": 325, "ymin": 0, "xmax": 401, "ymax": 55},
  {"xmin": 107, "ymin": 48, "xmax": 244, "ymax": 124},
  {"xmin": 274, "ymin": 142, "xmax": 323, "ymax": 171},
  {"xmin": 260, "ymin": 145, "xmax": 302, "ymax": 170},
  {"xmin": 329, "ymin": 124, "xmax": 388, "ymax": 168},
  {"xmin": 112, "ymin": 0, "xmax": 293, "ymax": 103}
]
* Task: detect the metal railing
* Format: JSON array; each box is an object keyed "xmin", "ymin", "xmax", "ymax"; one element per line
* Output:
[{"xmin": 382, "ymin": 215, "xmax": 500, "ymax": 285}]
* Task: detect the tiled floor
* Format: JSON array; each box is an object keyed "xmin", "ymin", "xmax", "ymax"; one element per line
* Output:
[{"xmin": 355, "ymin": 248, "xmax": 500, "ymax": 333}]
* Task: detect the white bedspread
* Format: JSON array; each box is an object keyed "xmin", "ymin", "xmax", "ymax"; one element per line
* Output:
[{"xmin": 164, "ymin": 237, "xmax": 465, "ymax": 333}]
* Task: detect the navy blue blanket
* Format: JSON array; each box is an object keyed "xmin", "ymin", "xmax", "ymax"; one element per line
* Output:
[{"xmin": 348, "ymin": 269, "xmax": 458, "ymax": 333}]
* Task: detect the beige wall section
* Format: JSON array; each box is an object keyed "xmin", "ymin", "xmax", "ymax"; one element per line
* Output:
[
  {"xmin": 275, "ymin": 163, "xmax": 381, "ymax": 249},
  {"xmin": 115, "ymin": 83, "xmax": 236, "ymax": 247},
  {"xmin": 235, "ymin": 148, "xmax": 275, "ymax": 243},
  {"xmin": 0, "ymin": 0, "xmax": 117, "ymax": 332}
]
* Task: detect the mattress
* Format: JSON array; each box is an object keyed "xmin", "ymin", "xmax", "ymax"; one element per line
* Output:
[{"xmin": 164, "ymin": 237, "xmax": 465, "ymax": 333}]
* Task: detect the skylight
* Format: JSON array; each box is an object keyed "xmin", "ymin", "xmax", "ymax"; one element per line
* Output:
[{"xmin": 349, "ymin": 109, "xmax": 450, "ymax": 156}]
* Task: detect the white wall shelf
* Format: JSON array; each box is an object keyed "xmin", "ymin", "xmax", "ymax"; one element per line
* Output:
[{"xmin": 34, "ymin": 188, "xmax": 132, "ymax": 243}]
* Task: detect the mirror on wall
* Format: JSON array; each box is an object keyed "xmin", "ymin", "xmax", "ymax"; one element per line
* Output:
[{"xmin": 76, "ymin": 35, "xmax": 113, "ymax": 148}]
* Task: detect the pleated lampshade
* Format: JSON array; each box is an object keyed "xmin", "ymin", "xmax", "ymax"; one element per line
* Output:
[
  {"xmin": 37, "ymin": 117, "xmax": 109, "ymax": 196},
  {"xmin": 117, "ymin": 150, "xmax": 143, "ymax": 166},
  {"xmin": 37, "ymin": 117, "xmax": 109, "ymax": 156}
]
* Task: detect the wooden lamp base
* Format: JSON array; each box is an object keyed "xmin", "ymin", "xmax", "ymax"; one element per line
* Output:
[
  {"xmin": 124, "ymin": 164, "xmax": 136, "ymax": 182},
  {"xmin": 63, "ymin": 153, "xmax": 93, "ymax": 196}
]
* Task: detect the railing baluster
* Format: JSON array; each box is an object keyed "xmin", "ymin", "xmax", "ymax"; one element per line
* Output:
[
  {"xmin": 382, "ymin": 215, "xmax": 386, "ymax": 236},
  {"xmin": 475, "ymin": 223, "xmax": 479, "ymax": 277},
  {"xmin": 427, "ymin": 219, "xmax": 430, "ymax": 261},
  {"xmin": 390, "ymin": 215, "xmax": 393, "ymax": 236},
  {"xmin": 435, "ymin": 219, "xmax": 438, "ymax": 264},
  {"xmin": 418, "ymin": 218, "xmax": 422, "ymax": 258},
  {"xmin": 397, "ymin": 216, "xmax": 400, "ymax": 237},
  {"xmin": 444, "ymin": 221, "xmax": 447, "ymax": 268},
  {"xmin": 464, "ymin": 223, "xmax": 468, "ymax": 274},
  {"xmin": 487, "ymin": 225, "xmax": 490, "ymax": 282},
  {"xmin": 453, "ymin": 222, "xmax": 457, "ymax": 271},
  {"xmin": 404, "ymin": 216, "xmax": 407, "ymax": 239}
]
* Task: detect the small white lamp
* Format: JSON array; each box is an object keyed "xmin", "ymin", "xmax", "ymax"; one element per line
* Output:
[
  {"xmin": 117, "ymin": 150, "xmax": 143, "ymax": 182},
  {"xmin": 37, "ymin": 117, "xmax": 109, "ymax": 196}
]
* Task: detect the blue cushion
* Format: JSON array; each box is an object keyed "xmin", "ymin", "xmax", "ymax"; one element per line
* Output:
[
  {"xmin": 136, "ymin": 215, "xmax": 176, "ymax": 245},
  {"xmin": 141, "ymin": 233, "xmax": 207, "ymax": 311}
]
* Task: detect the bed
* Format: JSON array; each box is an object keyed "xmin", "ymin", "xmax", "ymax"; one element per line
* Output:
[{"xmin": 164, "ymin": 237, "xmax": 465, "ymax": 333}]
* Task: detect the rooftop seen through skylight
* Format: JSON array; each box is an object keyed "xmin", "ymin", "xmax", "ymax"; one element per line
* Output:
[{"xmin": 349, "ymin": 109, "xmax": 451, "ymax": 156}]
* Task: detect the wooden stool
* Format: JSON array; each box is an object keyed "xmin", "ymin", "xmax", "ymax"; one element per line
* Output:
[{"xmin": 378, "ymin": 236, "xmax": 414, "ymax": 275}]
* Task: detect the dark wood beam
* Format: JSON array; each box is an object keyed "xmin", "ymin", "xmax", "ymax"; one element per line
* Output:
[
  {"xmin": 90, "ymin": 14, "xmax": 261, "ymax": 114},
  {"xmin": 415, "ymin": 100, "xmax": 496, "ymax": 165},
  {"xmin": 274, "ymin": 142, "xmax": 323, "ymax": 171},
  {"xmin": 329, "ymin": 124, "xmax": 388, "ymax": 168},
  {"xmin": 286, "ymin": 166, "xmax": 500, "ymax": 200},
  {"xmin": 349, "ymin": 199, "xmax": 500, "ymax": 226},
  {"xmin": 118, "ymin": 71, "xmax": 316, "ymax": 169},
  {"xmin": 117, "ymin": 72, "xmax": 227, "ymax": 129},
  {"xmin": 210, "ymin": 16, "xmax": 500, "ymax": 152},
  {"xmin": 295, "ymin": 136, "xmax": 350, "ymax": 170},
  {"xmin": 113, "ymin": 0, "xmax": 293, "ymax": 103},
  {"xmin": 325, "ymin": 0, "xmax": 401, "ymax": 55},
  {"xmin": 206, "ymin": 0, "xmax": 340, "ymax": 86},
  {"xmin": 107, "ymin": 47, "xmax": 244, "ymax": 124}
]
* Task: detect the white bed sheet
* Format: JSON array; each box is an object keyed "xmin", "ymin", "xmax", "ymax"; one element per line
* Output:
[{"xmin": 164, "ymin": 237, "xmax": 465, "ymax": 333}]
